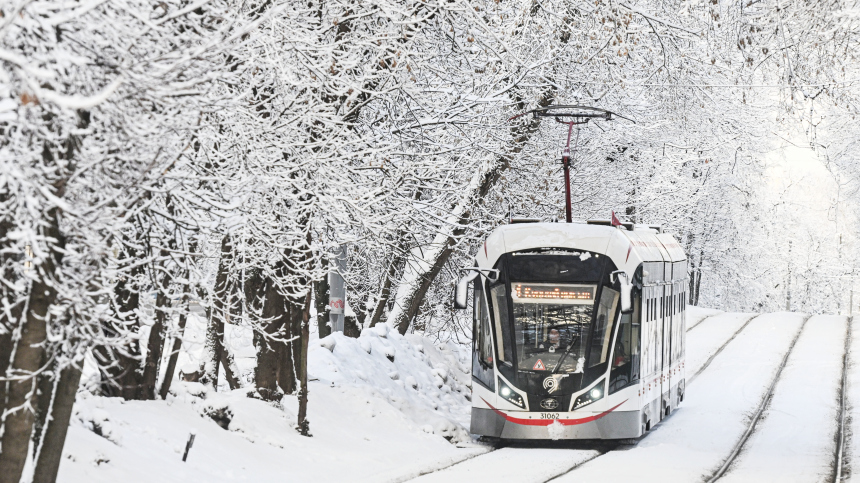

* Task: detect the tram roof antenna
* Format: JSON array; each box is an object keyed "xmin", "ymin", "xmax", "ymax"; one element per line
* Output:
[{"xmin": 508, "ymin": 105, "xmax": 634, "ymax": 224}]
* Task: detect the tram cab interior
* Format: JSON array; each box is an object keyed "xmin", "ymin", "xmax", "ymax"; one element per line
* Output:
[{"xmin": 456, "ymin": 220, "xmax": 688, "ymax": 440}]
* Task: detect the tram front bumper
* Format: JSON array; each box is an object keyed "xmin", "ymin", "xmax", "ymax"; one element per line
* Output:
[{"xmin": 471, "ymin": 407, "xmax": 641, "ymax": 440}]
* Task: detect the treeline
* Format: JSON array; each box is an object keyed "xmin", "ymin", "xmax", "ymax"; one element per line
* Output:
[{"xmin": 2, "ymin": 0, "xmax": 858, "ymax": 481}]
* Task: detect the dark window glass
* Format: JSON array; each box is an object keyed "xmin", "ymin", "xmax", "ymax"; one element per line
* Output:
[
  {"xmin": 610, "ymin": 292, "xmax": 641, "ymax": 394},
  {"xmin": 490, "ymin": 285, "xmax": 514, "ymax": 364},
  {"xmin": 511, "ymin": 283, "xmax": 596, "ymax": 373},
  {"xmin": 587, "ymin": 287, "xmax": 619, "ymax": 367},
  {"xmin": 472, "ymin": 280, "xmax": 495, "ymax": 390}
]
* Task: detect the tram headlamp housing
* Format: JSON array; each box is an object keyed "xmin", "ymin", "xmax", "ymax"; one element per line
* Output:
[
  {"xmin": 573, "ymin": 380, "xmax": 605, "ymax": 410},
  {"xmin": 498, "ymin": 377, "xmax": 525, "ymax": 409}
]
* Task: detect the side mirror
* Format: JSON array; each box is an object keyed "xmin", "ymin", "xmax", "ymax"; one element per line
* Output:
[
  {"xmin": 610, "ymin": 270, "xmax": 634, "ymax": 314},
  {"xmin": 452, "ymin": 268, "xmax": 500, "ymax": 309},
  {"xmin": 453, "ymin": 270, "xmax": 479, "ymax": 309}
]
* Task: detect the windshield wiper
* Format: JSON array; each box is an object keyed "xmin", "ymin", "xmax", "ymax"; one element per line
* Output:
[{"xmin": 551, "ymin": 336, "xmax": 578, "ymax": 373}]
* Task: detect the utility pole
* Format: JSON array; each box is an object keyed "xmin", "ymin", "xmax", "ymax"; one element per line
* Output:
[{"xmin": 328, "ymin": 245, "xmax": 347, "ymax": 332}]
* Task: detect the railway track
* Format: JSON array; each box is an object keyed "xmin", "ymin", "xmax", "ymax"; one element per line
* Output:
[
  {"xmin": 703, "ymin": 315, "xmax": 812, "ymax": 482},
  {"xmin": 834, "ymin": 316, "xmax": 852, "ymax": 483},
  {"xmin": 688, "ymin": 314, "xmax": 759, "ymax": 385}
]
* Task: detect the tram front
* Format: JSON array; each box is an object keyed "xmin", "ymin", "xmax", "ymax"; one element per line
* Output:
[{"xmin": 456, "ymin": 222, "xmax": 654, "ymax": 440}]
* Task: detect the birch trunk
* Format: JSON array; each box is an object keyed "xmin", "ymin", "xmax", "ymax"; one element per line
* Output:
[{"xmin": 387, "ymin": 90, "xmax": 555, "ymax": 335}]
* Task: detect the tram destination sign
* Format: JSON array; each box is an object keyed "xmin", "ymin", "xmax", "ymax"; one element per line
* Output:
[{"xmin": 513, "ymin": 283, "xmax": 595, "ymax": 302}]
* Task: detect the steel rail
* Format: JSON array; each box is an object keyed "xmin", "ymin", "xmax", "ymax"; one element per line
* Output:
[
  {"xmin": 705, "ymin": 314, "xmax": 812, "ymax": 482},
  {"xmin": 396, "ymin": 445, "xmax": 501, "ymax": 482},
  {"xmin": 687, "ymin": 314, "xmax": 759, "ymax": 385},
  {"xmin": 542, "ymin": 449, "xmax": 611, "ymax": 482},
  {"xmin": 686, "ymin": 312, "xmax": 722, "ymax": 332},
  {"xmin": 834, "ymin": 315, "xmax": 852, "ymax": 482}
]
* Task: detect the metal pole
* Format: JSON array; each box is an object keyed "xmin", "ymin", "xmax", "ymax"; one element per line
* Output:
[
  {"xmin": 562, "ymin": 121, "xmax": 577, "ymax": 223},
  {"xmin": 328, "ymin": 245, "xmax": 347, "ymax": 332}
]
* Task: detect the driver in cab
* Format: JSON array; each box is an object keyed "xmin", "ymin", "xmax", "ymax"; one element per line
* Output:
[{"xmin": 539, "ymin": 328, "xmax": 562, "ymax": 353}]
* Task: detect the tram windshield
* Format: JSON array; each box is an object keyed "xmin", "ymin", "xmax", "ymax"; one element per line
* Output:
[{"xmin": 512, "ymin": 282, "xmax": 619, "ymax": 374}]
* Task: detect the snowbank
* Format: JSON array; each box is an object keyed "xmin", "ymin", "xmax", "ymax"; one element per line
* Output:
[
  {"xmin": 310, "ymin": 325, "xmax": 473, "ymax": 442},
  {"xmin": 59, "ymin": 326, "xmax": 481, "ymax": 482}
]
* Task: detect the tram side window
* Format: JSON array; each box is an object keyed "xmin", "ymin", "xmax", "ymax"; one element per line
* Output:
[
  {"xmin": 652, "ymin": 296, "xmax": 657, "ymax": 320},
  {"xmin": 587, "ymin": 287, "xmax": 619, "ymax": 367},
  {"xmin": 472, "ymin": 280, "xmax": 495, "ymax": 390},
  {"xmin": 490, "ymin": 285, "xmax": 514, "ymax": 364},
  {"xmin": 610, "ymin": 292, "xmax": 641, "ymax": 394}
]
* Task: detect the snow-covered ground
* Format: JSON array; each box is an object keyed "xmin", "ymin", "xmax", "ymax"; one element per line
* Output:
[
  {"xmin": 59, "ymin": 308, "xmax": 856, "ymax": 482},
  {"xmin": 61, "ymin": 324, "xmax": 486, "ymax": 482}
]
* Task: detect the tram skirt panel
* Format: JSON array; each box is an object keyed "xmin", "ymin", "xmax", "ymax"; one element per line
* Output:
[{"xmin": 471, "ymin": 410, "xmax": 641, "ymax": 440}]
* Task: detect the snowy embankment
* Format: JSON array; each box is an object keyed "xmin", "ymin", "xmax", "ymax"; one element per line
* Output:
[{"xmin": 59, "ymin": 324, "xmax": 485, "ymax": 482}]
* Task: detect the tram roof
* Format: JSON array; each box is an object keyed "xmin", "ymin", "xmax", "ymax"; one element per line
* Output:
[{"xmin": 476, "ymin": 222, "xmax": 686, "ymax": 270}]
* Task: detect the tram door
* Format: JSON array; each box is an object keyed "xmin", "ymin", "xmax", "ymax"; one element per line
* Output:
[
  {"xmin": 642, "ymin": 264, "xmax": 663, "ymax": 427},
  {"xmin": 666, "ymin": 265, "xmax": 678, "ymax": 413}
]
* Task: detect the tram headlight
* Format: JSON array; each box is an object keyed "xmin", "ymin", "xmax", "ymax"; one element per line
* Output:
[
  {"xmin": 498, "ymin": 378, "xmax": 525, "ymax": 409},
  {"xmin": 573, "ymin": 380, "xmax": 605, "ymax": 410}
]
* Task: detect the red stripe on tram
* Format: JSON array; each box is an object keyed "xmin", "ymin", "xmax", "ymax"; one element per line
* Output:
[{"xmin": 481, "ymin": 398, "xmax": 627, "ymax": 426}]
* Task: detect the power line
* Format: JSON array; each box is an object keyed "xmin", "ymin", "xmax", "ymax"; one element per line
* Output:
[{"xmin": 574, "ymin": 79, "xmax": 860, "ymax": 89}]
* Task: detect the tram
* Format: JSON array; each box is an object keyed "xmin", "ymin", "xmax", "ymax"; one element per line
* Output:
[{"xmin": 454, "ymin": 219, "xmax": 688, "ymax": 440}]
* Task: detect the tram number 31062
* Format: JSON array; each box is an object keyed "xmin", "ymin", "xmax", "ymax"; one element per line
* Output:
[{"xmin": 540, "ymin": 413, "xmax": 560, "ymax": 420}]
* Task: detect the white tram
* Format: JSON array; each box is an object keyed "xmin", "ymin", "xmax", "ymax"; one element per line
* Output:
[{"xmin": 454, "ymin": 219, "xmax": 688, "ymax": 440}]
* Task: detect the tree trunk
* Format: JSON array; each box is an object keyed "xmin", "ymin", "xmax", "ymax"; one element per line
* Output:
[
  {"xmin": 276, "ymin": 294, "xmax": 300, "ymax": 395},
  {"xmin": 220, "ymin": 345, "xmax": 242, "ymax": 391},
  {"xmin": 0, "ymin": 328, "xmax": 11, "ymax": 428},
  {"xmin": 31, "ymin": 359, "xmax": 57, "ymax": 460},
  {"xmin": 296, "ymin": 293, "xmax": 311, "ymax": 436},
  {"xmin": 140, "ymin": 288, "xmax": 169, "ymax": 400},
  {"xmin": 203, "ymin": 235, "xmax": 234, "ymax": 390},
  {"xmin": 94, "ymin": 238, "xmax": 145, "ymax": 400},
  {"xmin": 344, "ymin": 316, "xmax": 360, "ymax": 338},
  {"xmin": 158, "ymin": 295, "xmax": 188, "ymax": 399},
  {"xmin": 314, "ymin": 269, "xmax": 330, "ymax": 338},
  {"xmin": 31, "ymin": 365, "xmax": 82, "ymax": 483},
  {"xmin": 254, "ymin": 275, "xmax": 287, "ymax": 401},
  {"xmin": 387, "ymin": 89, "xmax": 555, "ymax": 335},
  {"xmin": 0, "ymin": 209, "xmax": 62, "ymax": 482},
  {"xmin": 367, "ymin": 255, "xmax": 399, "ymax": 328},
  {"xmin": 0, "ymin": 195, "xmax": 14, "ymax": 424}
]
